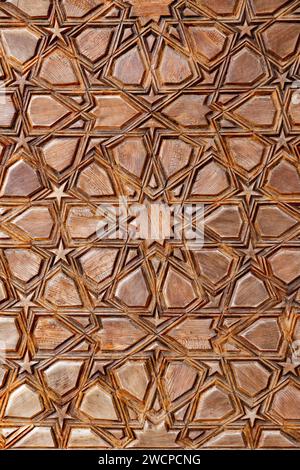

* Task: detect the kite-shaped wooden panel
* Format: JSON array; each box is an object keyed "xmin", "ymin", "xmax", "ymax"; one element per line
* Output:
[{"xmin": 0, "ymin": 0, "xmax": 300, "ymax": 450}]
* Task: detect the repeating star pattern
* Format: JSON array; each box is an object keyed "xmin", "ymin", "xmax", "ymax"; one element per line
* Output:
[{"xmin": 0, "ymin": 0, "xmax": 300, "ymax": 450}]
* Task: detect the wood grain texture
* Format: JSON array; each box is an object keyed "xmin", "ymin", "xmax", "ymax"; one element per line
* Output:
[{"xmin": 0, "ymin": 0, "xmax": 300, "ymax": 449}]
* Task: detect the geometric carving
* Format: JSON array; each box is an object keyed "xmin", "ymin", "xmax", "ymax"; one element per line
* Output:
[
  {"xmin": 38, "ymin": 49, "xmax": 81, "ymax": 87},
  {"xmin": 1, "ymin": 0, "xmax": 300, "ymax": 450},
  {"xmin": 44, "ymin": 271, "xmax": 82, "ymax": 307},
  {"xmin": 167, "ymin": 318, "xmax": 214, "ymax": 350},
  {"xmin": 231, "ymin": 91, "xmax": 279, "ymax": 130},
  {"xmin": 112, "ymin": 46, "xmax": 146, "ymax": 86},
  {"xmin": 224, "ymin": 45, "xmax": 267, "ymax": 86},
  {"xmin": 41, "ymin": 137, "xmax": 80, "ymax": 174},
  {"xmin": 43, "ymin": 360, "xmax": 83, "ymax": 397},
  {"xmin": 268, "ymin": 249, "xmax": 300, "ymax": 285},
  {"xmin": 157, "ymin": 44, "xmax": 193, "ymax": 86},
  {"xmin": 255, "ymin": 205, "xmax": 298, "ymax": 239},
  {"xmin": 27, "ymin": 95, "xmax": 71, "ymax": 128},
  {"xmin": 114, "ymin": 267, "xmax": 151, "ymax": 308},
  {"xmin": 79, "ymin": 248, "xmax": 118, "ymax": 284},
  {"xmin": 230, "ymin": 272, "xmax": 270, "ymax": 308},
  {"xmin": 0, "ymin": 160, "xmax": 41, "ymax": 197},
  {"xmin": 190, "ymin": 159, "xmax": 230, "ymax": 197},
  {"xmin": 93, "ymin": 94, "xmax": 140, "ymax": 130},
  {"xmin": 164, "ymin": 361, "xmax": 198, "ymax": 401},
  {"xmin": 193, "ymin": 247, "xmax": 237, "ymax": 288},
  {"xmin": 115, "ymin": 360, "xmax": 150, "ymax": 401},
  {"xmin": 111, "ymin": 137, "xmax": 148, "ymax": 178},
  {"xmin": 79, "ymin": 383, "xmax": 119, "ymax": 421},
  {"xmin": 265, "ymin": 159, "xmax": 300, "ymax": 197},
  {"xmin": 205, "ymin": 205, "xmax": 246, "ymax": 240},
  {"xmin": 186, "ymin": 24, "xmax": 233, "ymax": 67},
  {"xmin": 162, "ymin": 266, "xmax": 198, "ymax": 309},
  {"xmin": 224, "ymin": 135, "xmax": 269, "ymax": 176},
  {"xmin": 12, "ymin": 207, "xmax": 54, "ymax": 240},
  {"xmin": 269, "ymin": 381, "xmax": 300, "ymax": 421},
  {"xmin": 33, "ymin": 316, "xmax": 74, "ymax": 352},
  {"xmin": 0, "ymin": 28, "xmax": 40, "ymax": 64},
  {"xmin": 0, "ymin": 316, "xmax": 20, "ymax": 351},
  {"xmin": 158, "ymin": 137, "xmax": 193, "ymax": 179},
  {"xmin": 75, "ymin": 27, "xmax": 113, "ymax": 63},
  {"xmin": 230, "ymin": 361, "xmax": 271, "ymax": 397},
  {"xmin": 76, "ymin": 162, "xmax": 115, "ymax": 197},
  {"xmin": 261, "ymin": 22, "xmax": 300, "ymax": 65},
  {"xmin": 99, "ymin": 317, "xmax": 145, "ymax": 351},
  {"xmin": 4, "ymin": 384, "xmax": 43, "ymax": 418},
  {"xmin": 194, "ymin": 384, "xmax": 235, "ymax": 422},
  {"xmin": 66, "ymin": 206, "xmax": 99, "ymax": 240},
  {"xmin": 163, "ymin": 93, "xmax": 211, "ymax": 128},
  {"xmin": 5, "ymin": 248, "xmax": 42, "ymax": 283},
  {"xmin": 239, "ymin": 318, "xmax": 282, "ymax": 353}
]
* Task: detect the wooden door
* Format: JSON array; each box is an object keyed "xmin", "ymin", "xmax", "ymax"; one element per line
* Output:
[{"xmin": 0, "ymin": 0, "xmax": 300, "ymax": 449}]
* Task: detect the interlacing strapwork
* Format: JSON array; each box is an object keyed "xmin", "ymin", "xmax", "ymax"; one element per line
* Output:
[{"xmin": 0, "ymin": 0, "xmax": 300, "ymax": 449}]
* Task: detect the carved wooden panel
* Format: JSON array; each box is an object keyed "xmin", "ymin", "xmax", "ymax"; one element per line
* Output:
[{"xmin": 0, "ymin": 0, "xmax": 300, "ymax": 450}]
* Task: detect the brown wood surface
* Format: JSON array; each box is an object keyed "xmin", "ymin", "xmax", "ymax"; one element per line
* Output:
[{"xmin": 0, "ymin": 0, "xmax": 300, "ymax": 449}]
